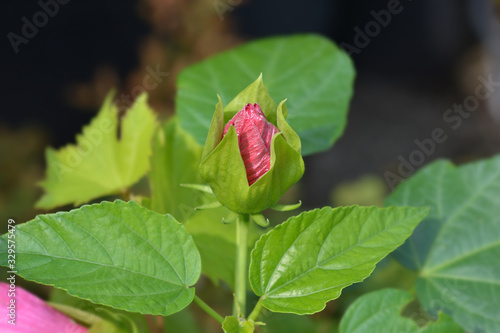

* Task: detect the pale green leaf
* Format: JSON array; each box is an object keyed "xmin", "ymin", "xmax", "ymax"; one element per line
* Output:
[
  {"xmin": 249, "ymin": 206, "xmax": 428, "ymax": 314},
  {"xmin": 386, "ymin": 156, "xmax": 500, "ymax": 333},
  {"xmin": 162, "ymin": 308, "xmax": 202, "ymax": 333},
  {"xmin": 48, "ymin": 302, "xmax": 103, "ymax": 327},
  {"xmin": 148, "ymin": 117, "xmax": 206, "ymax": 221},
  {"xmin": 261, "ymin": 313, "xmax": 320, "ymax": 333},
  {"xmin": 339, "ymin": 289, "xmax": 464, "ymax": 333},
  {"xmin": 185, "ymin": 208, "xmax": 238, "ymax": 287},
  {"xmin": 36, "ymin": 93, "xmax": 156, "ymax": 209},
  {"xmin": 176, "ymin": 34, "xmax": 355, "ymax": 156},
  {"xmin": 0, "ymin": 200, "xmax": 200, "ymax": 316},
  {"xmin": 88, "ymin": 320, "xmax": 126, "ymax": 333},
  {"xmin": 49, "ymin": 288, "xmax": 151, "ymax": 333},
  {"xmin": 222, "ymin": 316, "xmax": 255, "ymax": 333},
  {"xmin": 184, "ymin": 207, "xmax": 262, "ymax": 289}
]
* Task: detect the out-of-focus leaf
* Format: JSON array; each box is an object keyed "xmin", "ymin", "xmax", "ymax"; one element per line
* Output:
[
  {"xmin": 386, "ymin": 156, "xmax": 500, "ymax": 333},
  {"xmin": 339, "ymin": 289, "xmax": 464, "ymax": 333},
  {"xmin": 261, "ymin": 313, "xmax": 321, "ymax": 333},
  {"xmin": 185, "ymin": 207, "xmax": 262, "ymax": 289},
  {"xmin": 148, "ymin": 117, "xmax": 206, "ymax": 221},
  {"xmin": 222, "ymin": 316, "xmax": 254, "ymax": 333},
  {"xmin": 36, "ymin": 93, "xmax": 156, "ymax": 209},
  {"xmin": 49, "ymin": 288, "xmax": 150, "ymax": 333},
  {"xmin": 163, "ymin": 307, "xmax": 202, "ymax": 333}
]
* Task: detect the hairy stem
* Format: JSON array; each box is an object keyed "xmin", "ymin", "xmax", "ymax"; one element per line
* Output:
[
  {"xmin": 233, "ymin": 213, "xmax": 250, "ymax": 317},
  {"xmin": 194, "ymin": 295, "xmax": 224, "ymax": 324}
]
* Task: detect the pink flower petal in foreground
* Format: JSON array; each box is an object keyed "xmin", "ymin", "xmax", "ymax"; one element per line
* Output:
[
  {"xmin": 0, "ymin": 282, "xmax": 87, "ymax": 333},
  {"xmin": 223, "ymin": 103, "xmax": 279, "ymax": 185}
]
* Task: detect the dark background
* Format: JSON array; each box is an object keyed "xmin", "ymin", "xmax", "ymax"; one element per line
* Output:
[{"xmin": 1, "ymin": 0, "xmax": 499, "ymax": 219}]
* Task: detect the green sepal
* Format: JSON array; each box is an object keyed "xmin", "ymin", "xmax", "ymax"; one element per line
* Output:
[
  {"xmin": 180, "ymin": 184, "xmax": 214, "ymax": 195},
  {"xmin": 276, "ymin": 99, "xmax": 299, "ymax": 153},
  {"xmin": 251, "ymin": 213, "xmax": 269, "ymax": 228},
  {"xmin": 270, "ymin": 200, "xmax": 302, "ymax": 212},
  {"xmin": 194, "ymin": 201, "xmax": 222, "ymax": 210},
  {"xmin": 222, "ymin": 211, "xmax": 239, "ymax": 224},
  {"xmin": 224, "ymin": 74, "xmax": 286, "ymax": 126},
  {"xmin": 201, "ymin": 95, "xmax": 225, "ymax": 161}
]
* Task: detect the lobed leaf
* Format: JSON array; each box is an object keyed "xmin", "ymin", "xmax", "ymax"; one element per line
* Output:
[
  {"xmin": 36, "ymin": 93, "xmax": 156, "ymax": 209},
  {"xmin": 339, "ymin": 289, "xmax": 464, "ymax": 333},
  {"xmin": 386, "ymin": 156, "xmax": 500, "ymax": 333}
]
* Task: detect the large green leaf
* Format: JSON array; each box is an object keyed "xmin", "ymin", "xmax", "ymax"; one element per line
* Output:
[
  {"xmin": 176, "ymin": 34, "xmax": 355, "ymax": 156},
  {"xmin": 0, "ymin": 200, "xmax": 200, "ymax": 316},
  {"xmin": 339, "ymin": 289, "xmax": 464, "ymax": 333},
  {"xmin": 249, "ymin": 206, "xmax": 428, "ymax": 314},
  {"xmin": 36, "ymin": 93, "xmax": 156, "ymax": 209},
  {"xmin": 385, "ymin": 156, "xmax": 500, "ymax": 333}
]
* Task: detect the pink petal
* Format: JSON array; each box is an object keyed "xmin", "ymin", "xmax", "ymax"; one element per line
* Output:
[
  {"xmin": 0, "ymin": 282, "xmax": 87, "ymax": 333},
  {"xmin": 223, "ymin": 103, "xmax": 279, "ymax": 185}
]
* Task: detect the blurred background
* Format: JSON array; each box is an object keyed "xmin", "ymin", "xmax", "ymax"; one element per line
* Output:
[{"xmin": 1, "ymin": 0, "xmax": 500, "ymax": 331}]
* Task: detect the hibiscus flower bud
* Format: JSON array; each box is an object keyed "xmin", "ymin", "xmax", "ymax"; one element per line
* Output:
[
  {"xmin": 222, "ymin": 103, "xmax": 279, "ymax": 186},
  {"xmin": 199, "ymin": 75, "xmax": 304, "ymax": 214}
]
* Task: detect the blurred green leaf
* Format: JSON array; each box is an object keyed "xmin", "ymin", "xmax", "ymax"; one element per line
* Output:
[
  {"xmin": 386, "ymin": 156, "xmax": 500, "ymax": 333},
  {"xmin": 88, "ymin": 320, "xmax": 127, "ymax": 333},
  {"xmin": 185, "ymin": 208, "xmax": 237, "ymax": 287},
  {"xmin": 148, "ymin": 117, "xmax": 205, "ymax": 221},
  {"xmin": 249, "ymin": 206, "xmax": 428, "ymax": 314},
  {"xmin": 36, "ymin": 93, "xmax": 156, "ymax": 209},
  {"xmin": 50, "ymin": 288, "xmax": 151, "ymax": 333},
  {"xmin": 163, "ymin": 307, "xmax": 202, "ymax": 333},
  {"xmin": 261, "ymin": 313, "xmax": 322, "ymax": 333},
  {"xmin": 176, "ymin": 34, "xmax": 355, "ymax": 156},
  {"xmin": 49, "ymin": 303, "xmax": 128, "ymax": 333},
  {"xmin": 48, "ymin": 302, "xmax": 103, "ymax": 327},
  {"xmin": 339, "ymin": 289, "xmax": 464, "ymax": 333},
  {"xmin": 222, "ymin": 316, "xmax": 254, "ymax": 333},
  {"xmin": 0, "ymin": 200, "xmax": 200, "ymax": 316},
  {"xmin": 331, "ymin": 175, "xmax": 387, "ymax": 207},
  {"xmin": 185, "ymin": 207, "xmax": 262, "ymax": 289}
]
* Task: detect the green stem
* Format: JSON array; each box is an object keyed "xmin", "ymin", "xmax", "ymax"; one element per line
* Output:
[
  {"xmin": 233, "ymin": 213, "xmax": 250, "ymax": 317},
  {"xmin": 194, "ymin": 295, "xmax": 224, "ymax": 324},
  {"xmin": 247, "ymin": 297, "xmax": 264, "ymax": 322}
]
